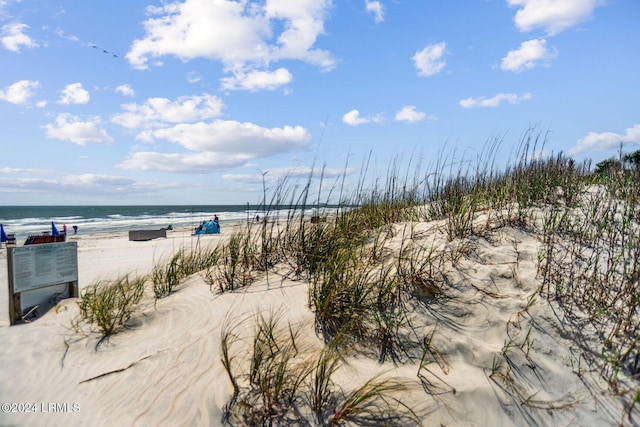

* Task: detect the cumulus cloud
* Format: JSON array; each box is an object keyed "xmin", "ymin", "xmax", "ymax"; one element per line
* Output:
[
  {"xmin": 58, "ymin": 83, "xmax": 90, "ymax": 105},
  {"xmin": 342, "ymin": 109, "xmax": 384, "ymax": 126},
  {"xmin": 150, "ymin": 120, "xmax": 310, "ymax": 154},
  {"xmin": 501, "ymin": 38, "xmax": 557, "ymax": 72},
  {"xmin": 115, "ymin": 84, "xmax": 135, "ymax": 97},
  {"xmin": 343, "ymin": 110, "xmax": 366, "ymax": 126},
  {"xmin": 44, "ymin": 113, "xmax": 114, "ymax": 145},
  {"xmin": 570, "ymin": 124, "xmax": 640, "ymax": 154},
  {"xmin": 507, "ymin": 0, "xmax": 603, "ymax": 35},
  {"xmin": 0, "ymin": 79, "xmax": 40, "ymax": 104},
  {"xmin": 126, "ymin": 0, "xmax": 334, "ymax": 91},
  {"xmin": 220, "ymin": 68, "xmax": 293, "ymax": 91},
  {"xmin": 365, "ymin": 0, "xmax": 384, "ymax": 23},
  {"xmin": 119, "ymin": 120, "xmax": 311, "ymax": 173},
  {"xmin": 1, "ymin": 22, "xmax": 38, "ymax": 52},
  {"xmin": 112, "ymin": 93, "xmax": 225, "ymax": 130},
  {"xmin": 111, "ymin": 91, "xmax": 310, "ymax": 173},
  {"xmin": 459, "ymin": 92, "xmax": 533, "ymax": 108},
  {"xmin": 394, "ymin": 106, "xmax": 428, "ymax": 123},
  {"xmin": 412, "ymin": 42, "xmax": 446, "ymax": 77}
]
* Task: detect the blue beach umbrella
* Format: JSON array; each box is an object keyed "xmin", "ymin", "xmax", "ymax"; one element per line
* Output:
[
  {"xmin": 0, "ymin": 224, "xmax": 6, "ymax": 242},
  {"xmin": 51, "ymin": 221, "xmax": 60, "ymax": 236}
]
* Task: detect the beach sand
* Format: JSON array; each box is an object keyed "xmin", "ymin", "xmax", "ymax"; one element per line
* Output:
[{"xmin": 0, "ymin": 220, "xmax": 636, "ymax": 426}]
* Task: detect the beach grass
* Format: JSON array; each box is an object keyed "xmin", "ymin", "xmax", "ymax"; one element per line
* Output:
[
  {"xmin": 76, "ymin": 275, "xmax": 146, "ymax": 346},
  {"xmin": 151, "ymin": 246, "xmax": 219, "ymax": 299},
  {"xmin": 70, "ymin": 134, "xmax": 640, "ymax": 424},
  {"xmin": 220, "ymin": 312, "xmax": 421, "ymax": 426}
]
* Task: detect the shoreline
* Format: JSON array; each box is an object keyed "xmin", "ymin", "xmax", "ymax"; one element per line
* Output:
[
  {"xmin": 0, "ymin": 205, "xmax": 323, "ymax": 242},
  {"xmin": 0, "ymin": 222, "xmax": 244, "ymax": 327}
]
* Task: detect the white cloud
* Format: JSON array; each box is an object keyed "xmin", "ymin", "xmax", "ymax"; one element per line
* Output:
[
  {"xmin": 0, "ymin": 167, "xmax": 56, "ymax": 175},
  {"xmin": 394, "ymin": 106, "xmax": 427, "ymax": 123},
  {"xmin": 365, "ymin": 0, "xmax": 384, "ymax": 23},
  {"xmin": 220, "ymin": 172, "xmax": 263, "ymax": 184},
  {"xmin": 119, "ymin": 120, "xmax": 311, "ymax": 173},
  {"xmin": 112, "ymin": 93, "xmax": 225, "ymax": 129},
  {"xmin": 61, "ymin": 174, "xmax": 135, "ymax": 186},
  {"xmin": 412, "ymin": 42, "xmax": 446, "ymax": 77},
  {"xmin": 459, "ymin": 92, "xmax": 533, "ymax": 108},
  {"xmin": 186, "ymin": 71, "xmax": 202, "ymax": 83},
  {"xmin": 343, "ymin": 110, "xmax": 367, "ymax": 126},
  {"xmin": 264, "ymin": 0, "xmax": 333, "ymax": 66},
  {"xmin": 44, "ymin": 113, "xmax": 114, "ymax": 145},
  {"xmin": 501, "ymin": 38, "xmax": 556, "ymax": 72},
  {"xmin": 570, "ymin": 124, "xmax": 640, "ymax": 154},
  {"xmin": 118, "ymin": 151, "xmax": 249, "ymax": 173},
  {"xmin": 54, "ymin": 28, "xmax": 79, "ymax": 43},
  {"xmin": 342, "ymin": 109, "xmax": 384, "ymax": 126},
  {"xmin": 1, "ymin": 22, "xmax": 38, "ymax": 52},
  {"xmin": 0, "ymin": 172, "xmax": 170, "ymax": 198},
  {"xmin": 126, "ymin": 0, "xmax": 334, "ymax": 91},
  {"xmin": 115, "ymin": 84, "xmax": 135, "ymax": 97},
  {"xmin": 0, "ymin": 79, "xmax": 40, "ymax": 104},
  {"xmin": 220, "ymin": 68, "xmax": 293, "ymax": 91},
  {"xmin": 58, "ymin": 83, "xmax": 90, "ymax": 105},
  {"xmin": 507, "ymin": 0, "xmax": 603, "ymax": 35},
  {"xmin": 150, "ymin": 120, "xmax": 310, "ymax": 154}
]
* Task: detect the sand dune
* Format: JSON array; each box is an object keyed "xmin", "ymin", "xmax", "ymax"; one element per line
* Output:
[{"xmin": 0, "ymin": 219, "xmax": 637, "ymax": 426}]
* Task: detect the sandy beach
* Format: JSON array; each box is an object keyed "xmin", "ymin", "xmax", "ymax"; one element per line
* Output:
[{"xmin": 0, "ymin": 216, "xmax": 637, "ymax": 426}]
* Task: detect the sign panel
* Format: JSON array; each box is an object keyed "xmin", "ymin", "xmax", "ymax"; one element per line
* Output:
[{"xmin": 9, "ymin": 242, "xmax": 78, "ymax": 293}]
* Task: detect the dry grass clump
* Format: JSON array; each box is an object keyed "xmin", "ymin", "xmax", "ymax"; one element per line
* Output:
[
  {"xmin": 538, "ymin": 163, "xmax": 640, "ymax": 384},
  {"xmin": 75, "ymin": 275, "xmax": 146, "ymax": 346},
  {"xmin": 307, "ymin": 231, "xmax": 447, "ymax": 364},
  {"xmin": 74, "ymin": 246, "xmax": 219, "ymax": 345},
  {"xmin": 220, "ymin": 312, "xmax": 421, "ymax": 426},
  {"xmin": 425, "ymin": 131, "xmax": 588, "ymax": 239},
  {"xmin": 152, "ymin": 246, "xmax": 219, "ymax": 298},
  {"xmin": 204, "ymin": 232, "xmax": 256, "ymax": 293}
]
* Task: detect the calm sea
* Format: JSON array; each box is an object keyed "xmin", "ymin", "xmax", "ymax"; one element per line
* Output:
[{"xmin": 0, "ymin": 205, "xmax": 267, "ymax": 239}]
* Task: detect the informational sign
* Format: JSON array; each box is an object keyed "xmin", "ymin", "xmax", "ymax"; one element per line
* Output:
[
  {"xmin": 6, "ymin": 242, "xmax": 79, "ymax": 324},
  {"xmin": 9, "ymin": 242, "xmax": 78, "ymax": 292}
]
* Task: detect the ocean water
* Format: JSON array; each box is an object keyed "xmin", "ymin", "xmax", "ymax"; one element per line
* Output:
[{"xmin": 0, "ymin": 205, "xmax": 281, "ymax": 240}]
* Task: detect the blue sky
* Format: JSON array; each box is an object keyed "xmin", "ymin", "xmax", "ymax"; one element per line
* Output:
[{"xmin": 1, "ymin": 0, "xmax": 638, "ymax": 205}]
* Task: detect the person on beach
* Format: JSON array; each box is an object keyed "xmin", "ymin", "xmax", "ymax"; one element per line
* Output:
[
  {"xmin": 72, "ymin": 225, "xmax": 78, "ymax": 234},
  {"xmin": 63, "ymin": 224, "xmax": 67, "ymax": 235}
]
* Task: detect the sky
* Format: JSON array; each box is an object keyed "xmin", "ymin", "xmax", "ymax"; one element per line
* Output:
[{"xmin": 1, "ymin": 0, "xmax": 639, "ymax": 206}]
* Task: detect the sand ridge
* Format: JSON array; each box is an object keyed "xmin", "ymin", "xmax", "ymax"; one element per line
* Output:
[{"xmin": 0, "ymin": 220, "xmax": 636, "ymax": 426}]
